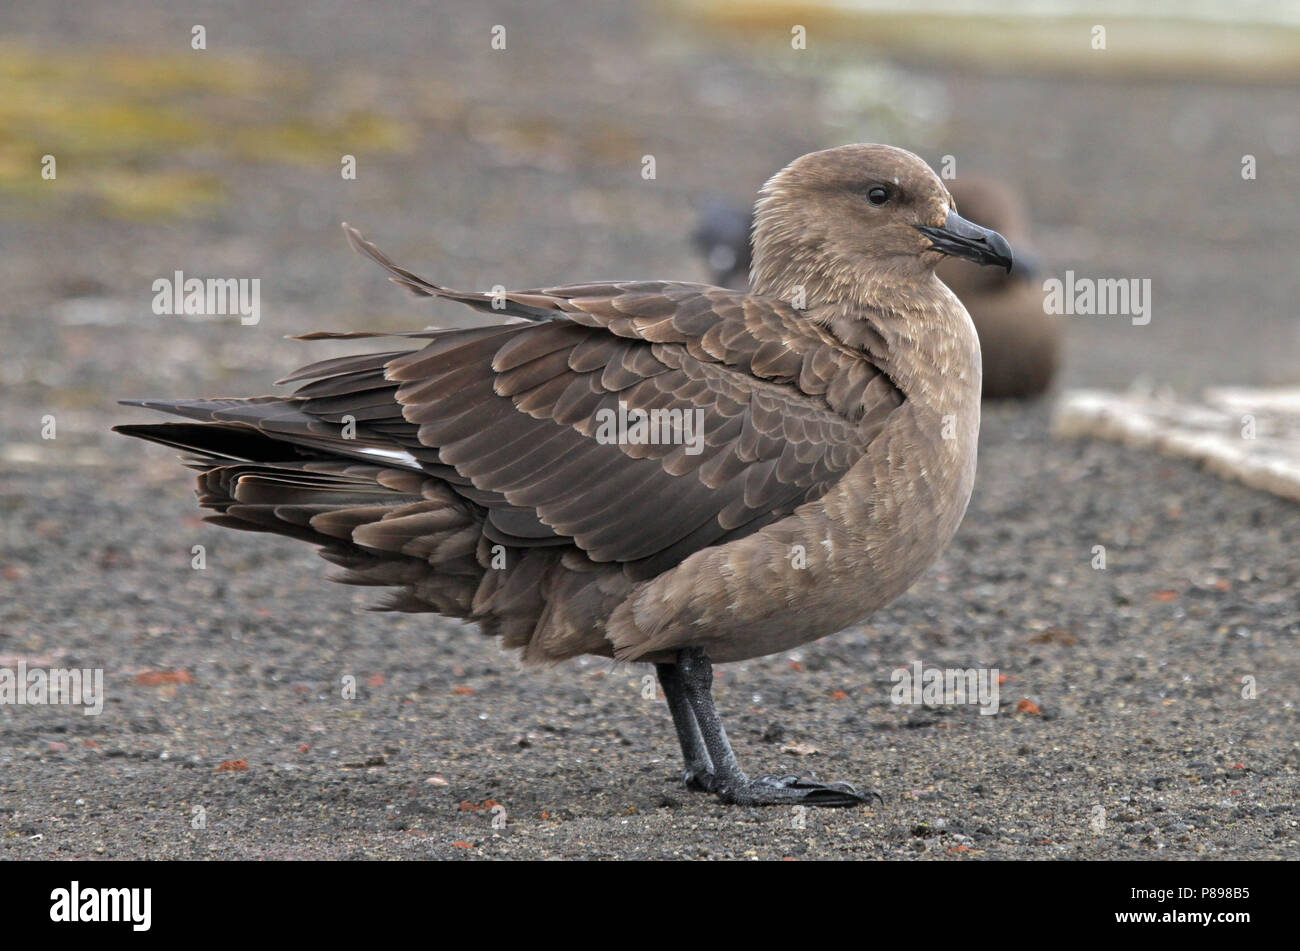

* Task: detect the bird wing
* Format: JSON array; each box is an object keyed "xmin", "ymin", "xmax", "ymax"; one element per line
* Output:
[
  {"xmin": 314, "ymin": 228, "xmax": 904, "ymax": 579},
  {"xmin": 123, "ymin": 229, "xmax": 905, "ymax": 582}
]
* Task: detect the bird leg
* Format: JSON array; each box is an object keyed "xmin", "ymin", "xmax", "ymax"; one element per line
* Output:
[
  {"xmin": 664, "ymin": 647, "xmax": 873, "ymax": 807},
  {"xmin": 655, "ymin": 662, "xmax": 714, "ymax": 790}
]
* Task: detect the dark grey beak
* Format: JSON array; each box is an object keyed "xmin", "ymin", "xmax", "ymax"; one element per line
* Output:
[{"xmin": 916, "ymin": 211, "xmax": 1014, "ymax": 272}]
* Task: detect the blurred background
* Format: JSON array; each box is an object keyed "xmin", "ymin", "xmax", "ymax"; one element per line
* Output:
[
  {"xmin": 4, "ymin": 0, "xmax": 1299, "ymax": 416},
  {"xmin": 1, "ymin": 1, "xmax": 1297, "ymax": 858}
]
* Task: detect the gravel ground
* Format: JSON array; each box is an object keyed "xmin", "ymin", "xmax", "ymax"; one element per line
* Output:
[{"xmin": 1, "ymin": 0, "xmax": 1297, "ymax": 860}]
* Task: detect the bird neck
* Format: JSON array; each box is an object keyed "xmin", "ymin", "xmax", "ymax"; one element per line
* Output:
[
  {"xmin": 749, "ymin": 210, "xmax": 981, "ymax": 411},
  {"xmin": 813, "ymin": 276, "xmax": 983, "ymax": 417}
]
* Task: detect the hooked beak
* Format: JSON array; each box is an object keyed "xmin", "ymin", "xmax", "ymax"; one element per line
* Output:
[{"xmin": 916, "ymin": 210, "xmax": 1014, "ymax": 272}]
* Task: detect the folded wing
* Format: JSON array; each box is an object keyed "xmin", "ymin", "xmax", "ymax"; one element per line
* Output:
[{"xmin": 118, "ymin": 229, "xmax": 905, "ymax": 589}]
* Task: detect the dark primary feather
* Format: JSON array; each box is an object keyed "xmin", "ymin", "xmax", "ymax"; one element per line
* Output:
[{"xmin": 115, "ymin": 227, "xmax": 905, "ymax": 656}]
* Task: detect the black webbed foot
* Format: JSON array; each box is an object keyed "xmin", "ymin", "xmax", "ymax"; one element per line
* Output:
[
  {"xmin": 658, "ymin": 648, "xmax": 877, "ymax": 808},
  {"xmin": 715, "ymin": 773, "xmax": 877, "ymax": 807}
]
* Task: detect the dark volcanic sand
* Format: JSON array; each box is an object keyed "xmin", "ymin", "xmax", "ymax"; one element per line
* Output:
[{"xmin": 1, "ymin": 0, "xmax": 1296, "ymax": 859}]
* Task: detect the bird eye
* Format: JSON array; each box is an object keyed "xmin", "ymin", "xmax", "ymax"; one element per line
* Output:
[{"xmin": 866, "ymin": 186, "xmax": 889, "ymax": 206}]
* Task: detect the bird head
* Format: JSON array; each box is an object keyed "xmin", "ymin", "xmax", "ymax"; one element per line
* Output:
[{"xmin": 752, "ymin": 144, "xmax": 1013, "ymax": 307}]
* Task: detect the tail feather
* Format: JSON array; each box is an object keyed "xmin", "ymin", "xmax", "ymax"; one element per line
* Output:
[
  {"xmin": 112, "ymin": 230, "xmax": 631, "ymax": 661},
  {"xmin": 112, "ymin": 420, "xmax": 300, "ymax": 462},
  {"xmin": 113, "ymin": 398, "xmax": 428, "ymax": 472}
]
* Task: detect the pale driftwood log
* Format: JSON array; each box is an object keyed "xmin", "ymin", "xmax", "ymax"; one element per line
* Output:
[{"xmin": 1053, "ymin": 386, "xmax": 1300, "ymax": 503}]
